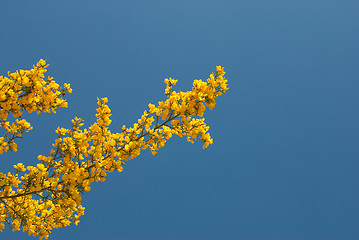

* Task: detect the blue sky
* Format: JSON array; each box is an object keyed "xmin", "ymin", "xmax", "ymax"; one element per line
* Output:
[{"xmin": 1, "ymin": 1, "xmax": 359, "ymax": 239}]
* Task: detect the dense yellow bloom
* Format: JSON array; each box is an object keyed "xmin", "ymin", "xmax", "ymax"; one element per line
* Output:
[{"xmin": 0, "ymin": 60, "xmax": 228, "ymax": 239}]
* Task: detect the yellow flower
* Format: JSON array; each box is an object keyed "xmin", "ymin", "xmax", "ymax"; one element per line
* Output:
[{"xmin": 0, "ymin": 63, "xmax": 228, "ymax": 238}]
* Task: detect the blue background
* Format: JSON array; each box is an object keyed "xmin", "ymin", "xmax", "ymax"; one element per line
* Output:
[{"xmin": 1, "ymin": 1, "xmax": 359, "ymax": 239}]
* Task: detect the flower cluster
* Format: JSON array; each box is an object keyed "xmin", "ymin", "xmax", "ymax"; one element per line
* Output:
[
  {"xmin": 0, "ymin": 59, "xmax": 71, "ymax": 155},
  {"xmin": 0, "ymin": 60, "xmax": 228, "ymax": 239}
]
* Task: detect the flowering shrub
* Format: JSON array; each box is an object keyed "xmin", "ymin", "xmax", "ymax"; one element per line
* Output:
[{"xmin": 0, "ymin": 60, "xmax": 228, "ymax": 239}]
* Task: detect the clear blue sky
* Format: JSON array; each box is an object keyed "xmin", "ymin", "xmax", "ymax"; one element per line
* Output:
[{"xmin": 1, "ymin": 1, "xmax": 359, "ymax": 239}]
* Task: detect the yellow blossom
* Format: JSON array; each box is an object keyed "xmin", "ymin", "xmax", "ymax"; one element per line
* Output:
[{"xmin": 0, "ymin": 61, "xmax": 228, "ymax": 239}]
